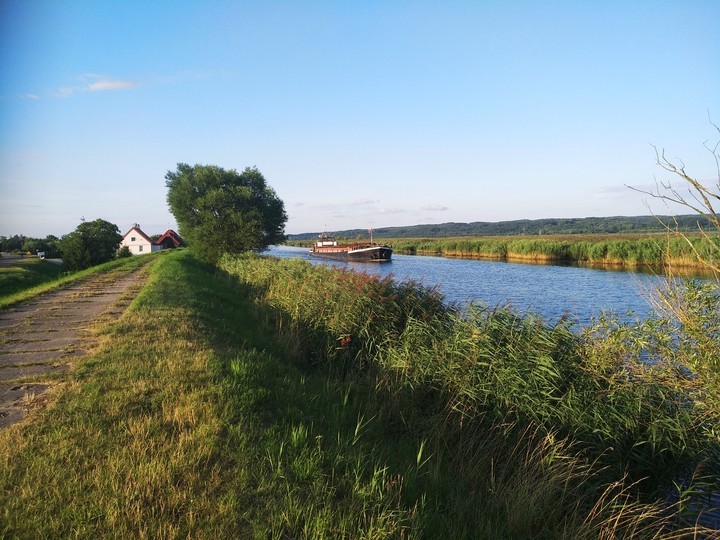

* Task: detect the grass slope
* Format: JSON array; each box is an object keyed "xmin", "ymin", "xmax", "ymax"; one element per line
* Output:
[
  {"xmin": 0, "ymin": 255, "xmax": 157, "ymax": 309},
  {"xmin": 0, "ymin": 258, "xmax": 63, "ymax": 296}
]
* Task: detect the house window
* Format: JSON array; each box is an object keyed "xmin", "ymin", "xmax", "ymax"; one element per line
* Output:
[
  {"xmin": 139, "ymin": 245, "xmax": 143, "ymax": 252},
  {"xmin": 131, "ymin": 237, "xmax": 136, "ymax": 242}
]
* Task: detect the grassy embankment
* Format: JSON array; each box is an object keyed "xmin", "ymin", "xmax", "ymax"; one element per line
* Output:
[
  {"xmin": 289, "ymin": 234, "xmax": 720, "ymax": 270},
  {"xmin": 0, "ymin": 255, "xmax": 154, "ymax": 309},
  {"xmin": 0, "ymin": 257, "xmax": 63, "ymax": 298},
  {"xmin": 3, "ymin": 249, "xmax": 718, "ymax": 537}
]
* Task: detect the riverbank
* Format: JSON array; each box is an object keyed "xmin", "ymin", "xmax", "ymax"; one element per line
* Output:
[
  {"xmin": 390, "ymin": 234, "xmax": 720, "ymax": 270},
  {"xmin": 1, "ymin": 250, "xmax": 718, "ymax": 537},
  {"xmin": 219, "ymin": 252, "xmax": 720, "ymax": 534},
  {"xmin": 287, "ymin": 233, "xmax": 720, "ymax": 271}
]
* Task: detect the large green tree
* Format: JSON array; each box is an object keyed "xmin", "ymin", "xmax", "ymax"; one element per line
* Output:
[
  {"xmin": 165, "ymin": 163, "xmax": 287, "ymax": 264},
  {"xmin": 59, "ymin": 219, "xmax": 122, "ymax": 271}
]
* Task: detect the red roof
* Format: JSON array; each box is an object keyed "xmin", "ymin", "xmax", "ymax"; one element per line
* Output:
[{"xmin": 156, "ymin": 229, "xmax": 184, "ymax": 248}]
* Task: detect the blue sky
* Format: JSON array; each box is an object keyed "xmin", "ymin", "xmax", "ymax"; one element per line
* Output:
[{"xmin": 1, "ymin": 1, "xmax": 718, "ymax": 238}]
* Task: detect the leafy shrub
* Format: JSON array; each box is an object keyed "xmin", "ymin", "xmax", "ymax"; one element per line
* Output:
[{"xmin": 117, "ymin": 246, "xmax": 132, "ymax": 258}]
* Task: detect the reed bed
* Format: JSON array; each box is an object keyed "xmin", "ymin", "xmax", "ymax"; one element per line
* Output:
[
  {"xmin": 220, "ymin": 253, "xmax": 720, "ymax": 536},
  {"xmin": 387, "ymin": 235, "xmax": 720, "ymax": 269}
]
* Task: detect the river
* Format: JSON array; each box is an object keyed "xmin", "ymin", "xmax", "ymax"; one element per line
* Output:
[{"xmin": 266, "ymin": 245, "xmax": 664, "ymax": 326}]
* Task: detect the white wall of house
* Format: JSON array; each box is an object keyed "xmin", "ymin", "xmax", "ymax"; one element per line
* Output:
[{"xmin": 120, "ymin": 227, "xmax": 162, "ymax": 255}]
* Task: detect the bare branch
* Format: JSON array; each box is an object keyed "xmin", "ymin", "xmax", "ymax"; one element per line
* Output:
[{"xmin": 630, "ymin": 123, "xmax": 720, "ymax": 279}]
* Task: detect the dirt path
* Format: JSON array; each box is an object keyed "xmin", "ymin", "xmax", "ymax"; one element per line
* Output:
[{"xmin": 0, "ymin": 264, "xmax": 150, "ymax": 428}]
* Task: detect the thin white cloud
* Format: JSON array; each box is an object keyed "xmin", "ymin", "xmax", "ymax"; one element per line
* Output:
[
  {"xmin": 87, "ymin": 78, "xmax": 139, "ymax": 92},
  {"xmin": 422, "ymin": 204, "xmax": 449, "ymax": 211},
  {"xmin": 56, "ymin": 74, "xmax": 143, "ymax": 97},
  {"xmin": 354, "ymin": 198, "xmax": 379, "ymax": 206},
  {"xmin": 379, "ymin": 207, "xmax": 405, "ymax": 214},
  {"xmin": 21, "ymin": 71, "xmax": 213, "ymax": 100}
]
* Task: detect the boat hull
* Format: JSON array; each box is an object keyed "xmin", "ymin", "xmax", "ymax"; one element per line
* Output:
[{"xmin": 310, "ymin": 244, "xmax": 392, "ymax": 262}]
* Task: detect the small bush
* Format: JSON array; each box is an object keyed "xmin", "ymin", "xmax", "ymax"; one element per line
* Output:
[{"xmin": 117, "ymin": 246, "xmax": 132, "ymax": 258}]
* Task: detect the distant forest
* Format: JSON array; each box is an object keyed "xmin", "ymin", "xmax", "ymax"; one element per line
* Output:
[{"xmin": 287, "ymin": 215, "xmax": 714, "ymax": 241}]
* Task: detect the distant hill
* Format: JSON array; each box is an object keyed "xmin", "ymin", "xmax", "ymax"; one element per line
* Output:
[{"xmin": 287, "ymin": 215, "xmax": 714, "ymax": 241}]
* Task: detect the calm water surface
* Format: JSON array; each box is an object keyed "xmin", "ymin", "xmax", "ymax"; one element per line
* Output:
[{"xmin": 266, "ymin": 245, "xmax": 663, "ymax": 326}]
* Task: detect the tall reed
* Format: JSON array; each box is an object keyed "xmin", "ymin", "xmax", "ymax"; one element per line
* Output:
[
  {"xmin": 219, "ymin": 253, "xmax": 720, "ymax": 535},
  {"xmin": 389, "ymin": 235, "xmax": 719, "ymax": 269}
]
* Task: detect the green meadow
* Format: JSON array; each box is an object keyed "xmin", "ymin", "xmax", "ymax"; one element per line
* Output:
[{"xmin": 1, "ymin": 249, "xmax": 718, "ymax": 538}]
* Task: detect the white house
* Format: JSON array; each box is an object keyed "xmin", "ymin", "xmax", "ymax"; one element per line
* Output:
[{"xmin": 120, "ymin": 224, "xmax": 162, "ymax": 255}]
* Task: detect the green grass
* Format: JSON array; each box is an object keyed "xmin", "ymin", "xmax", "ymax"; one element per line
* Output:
[
  {"xmin": 3, "ymin": 250, "xmax": 430, "ymax": 537},
  {"xmin": 2, "ymin": 250, "xmax": 717, "ymax": 537},
  {"xmin": 0, "ymin": 257, "xmax": 63, "ymax": 296},
  {"xmin": 0, "ymin": 254, "xmax": 159, "ymax": 309},
  {"xmin": 219, "ymin": 253, "xmax": 720, "ymax": 535}
]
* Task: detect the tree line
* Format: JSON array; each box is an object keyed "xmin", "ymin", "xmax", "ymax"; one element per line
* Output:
[
  {"xmin": 287, "ymin": 214, "xmax": 715, "ymax": 241},
  {"xmin": 0, "ymin": 234, "xmax": 62, "ymax": 258},
  {"xmin": 1, "ymin": 219, "xmax": 124, "ymax": 271}
]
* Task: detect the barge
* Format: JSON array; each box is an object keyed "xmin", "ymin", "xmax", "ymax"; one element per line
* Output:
[{"xmin": 310, "ymin": 233, "xmax": 392, "ymax": 262}]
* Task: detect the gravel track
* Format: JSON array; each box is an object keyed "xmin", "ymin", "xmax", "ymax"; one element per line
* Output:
[{"xmin": 0, "ymin": 265, "xmax": 149, "ymax": 428}]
